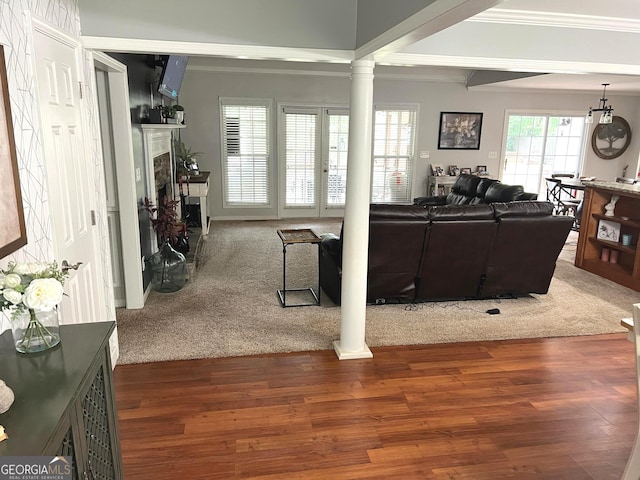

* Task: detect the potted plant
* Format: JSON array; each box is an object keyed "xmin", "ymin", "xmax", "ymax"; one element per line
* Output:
[
  {"xmin": 143, "ymin": 196, "xmax": 188, "ymax": 292},
  {"xmin": 173, "ymin": 104, "xmax": 185, "ymax": 124},
  {"xmin": 174, "ymin": 137, "xmax": 203, "ymax": 179},
  {"xmin": 160, "ymin": 104, "xmax": 185, "ymax": 124}
]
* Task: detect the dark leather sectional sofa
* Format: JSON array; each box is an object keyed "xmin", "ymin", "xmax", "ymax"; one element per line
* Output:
[
  {"xmin": 320, "ymin": 200, "xmax": 574, "ymax": 305},
  {"xmin": 414, "ymin": 174, "xmax": 538, "ymax": 206}
]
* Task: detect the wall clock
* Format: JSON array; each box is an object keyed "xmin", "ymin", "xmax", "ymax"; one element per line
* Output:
[{"xmin": 591, "ymin": 115, "xmax": 631, "ymax": 160}]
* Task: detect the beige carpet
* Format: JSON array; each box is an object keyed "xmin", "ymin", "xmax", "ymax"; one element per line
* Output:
[{"xmin": 116, "ymin": 219, "xmax": 638, "ymax": 364}]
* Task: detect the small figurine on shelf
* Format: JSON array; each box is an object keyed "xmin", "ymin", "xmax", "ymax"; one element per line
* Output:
[{"xmin": 604, "ymin": 194, "xmax": 620, "ymax": 217}]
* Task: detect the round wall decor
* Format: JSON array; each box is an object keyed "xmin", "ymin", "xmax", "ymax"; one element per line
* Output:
[{"xmin": 591, "ymin": 115, "xmax": 631, "ymax": 160}]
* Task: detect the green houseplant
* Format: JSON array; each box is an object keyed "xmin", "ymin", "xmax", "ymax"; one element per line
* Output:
[{"xmin": 174, "ymin": 137, "xmax": 203, "ymax": 178}]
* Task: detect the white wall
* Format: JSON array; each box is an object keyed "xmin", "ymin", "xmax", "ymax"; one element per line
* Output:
[{"xmin": 179, "ymin": 64, "xmax": 640, "ymax": 219}]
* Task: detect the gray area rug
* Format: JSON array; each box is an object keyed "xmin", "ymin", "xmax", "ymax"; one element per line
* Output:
[{"xmin": 116, "ymin": 220, "xmax": 638, "ymax": 364}]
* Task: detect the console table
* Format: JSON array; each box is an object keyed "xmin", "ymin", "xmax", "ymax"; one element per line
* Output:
[
  {"xmin": 0, "ymin": 322, "xmax": 123, "ymax": 479},
  {"xmin": 427, "ymin": 175, "xmax": 457, "ymax": 196},
  {"xmin": 175, "ymin": 171, "xmax": 210, "ymax": 235}
]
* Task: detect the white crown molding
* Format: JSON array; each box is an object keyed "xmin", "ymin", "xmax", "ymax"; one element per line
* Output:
[
  {"xmin": 468, "ymin": 9, "xmax": 640, "ymax": 33},
  {"xmin": 187, "ymin": 65, "xmax": 349, "ymax": 78},
  {"xmin": 187, "ymin": 64, "xmax": 467, "ymax": 84},
  {"xmin": 80, "ymin": 36, "xmax": 354, "ymax": 63},
  {"xmin": 382, "ymin": 53, "xmax": 640, "ymax": 76}
]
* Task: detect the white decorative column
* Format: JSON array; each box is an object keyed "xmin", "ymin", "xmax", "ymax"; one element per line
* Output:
[{"xmin": 333, "ymin": 59, "xmax": 375, "ymax": 360}]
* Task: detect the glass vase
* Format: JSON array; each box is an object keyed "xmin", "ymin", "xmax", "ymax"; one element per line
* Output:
[
  {"xmin": 10, "ymin": 308, "xmax": 61, "ymax": 354},
  {"xmin": 148, "ymin": 240, "xmax": 187, "ymax": 293}
]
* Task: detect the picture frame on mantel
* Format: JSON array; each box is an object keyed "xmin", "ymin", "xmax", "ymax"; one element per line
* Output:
[
  {"xmin": 438, "ymin": 112, "xmax": 483, "ymax": 150},
  {"xmin": 0, "ymin": 45, "xmax": 27, "ymax": 259}
]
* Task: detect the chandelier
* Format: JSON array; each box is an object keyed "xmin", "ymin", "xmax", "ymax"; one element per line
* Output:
[{"xmin": 585, "ymin": 83, "xmax": 613, "ymax": 124}]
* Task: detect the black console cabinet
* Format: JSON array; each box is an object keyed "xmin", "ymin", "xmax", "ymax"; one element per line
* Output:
[{"xmin": 0, "ymin": 321, "xmax": 122, "ymax": 479}]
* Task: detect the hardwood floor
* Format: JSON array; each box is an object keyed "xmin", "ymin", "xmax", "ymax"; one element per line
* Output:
[{"xmin": 114, "ymin": 334, "xmax": 638, "ymax": 479}]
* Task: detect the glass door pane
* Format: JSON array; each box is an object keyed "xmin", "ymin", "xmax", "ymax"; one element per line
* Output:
[
  {"xmin": 284, "ymin": 112, "xmax": 318, "ymax": 209},
  {"xmin": 324, "ymin": 112, "xmax": 348, "ymax": 209},
  {"xmin": 503, "ymin": 114, "xmax": 585, "ymax": 197}
]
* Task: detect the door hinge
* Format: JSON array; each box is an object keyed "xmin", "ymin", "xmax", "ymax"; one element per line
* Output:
[
  {"xmin": 90, "ymin": 210, "xmax": 96, "ymax": 225},
  {"xmin": 79, "ymin": 81, "xmax": 83, "ymax": 99}
]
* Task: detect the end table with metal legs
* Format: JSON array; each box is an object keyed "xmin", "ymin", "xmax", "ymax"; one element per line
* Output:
[{"xmin": 276, "ymin": 228, "xmax": 322, "ymax": 307}]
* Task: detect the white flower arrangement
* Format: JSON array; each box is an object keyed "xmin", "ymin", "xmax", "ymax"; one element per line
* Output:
[{"xmin": 0, "ymin": 262, "xmax": 68, "ymax": 316}]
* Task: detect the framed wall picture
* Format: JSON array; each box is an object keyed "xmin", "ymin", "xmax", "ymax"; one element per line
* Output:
[
  {"xmin": 0, "ymin": 45, "xmax": 26, "ymax": 259},
  {"xmin": 438, "ymin": 112, "xmax": 483, "ymax": 150},
  {"xmin": 591, "ymin": 116, "xmax": 631, "ymax": 160}
]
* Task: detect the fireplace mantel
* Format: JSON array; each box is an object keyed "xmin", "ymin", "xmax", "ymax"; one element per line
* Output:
[{"xmin": 141, "ymin": 124, "xmax": 185, "ymax": 254}]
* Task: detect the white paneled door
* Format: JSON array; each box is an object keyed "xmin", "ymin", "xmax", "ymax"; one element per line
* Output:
[
  {"xmin": 32, "ymin": 21, "xmax": 104, "ymax": 324},
  {"xmin": 280, "ymin": 106, "xmax": 348, "ymax": 217}
]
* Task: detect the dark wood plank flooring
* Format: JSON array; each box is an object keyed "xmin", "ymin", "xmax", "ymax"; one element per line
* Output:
[{"xmin": 114, "ymin": 334, "xmax": 638, "ymax": 479}]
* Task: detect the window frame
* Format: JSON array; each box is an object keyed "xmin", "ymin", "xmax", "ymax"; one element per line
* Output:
[
  {"xmin": 219, "ymin": 97, "xmax": 274, "ymax": 209},
  {"xmin": 371, "ymin": 103, "xmax": 419, "ymax": 204}
]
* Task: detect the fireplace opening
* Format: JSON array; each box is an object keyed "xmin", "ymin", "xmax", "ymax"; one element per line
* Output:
[
  {"xmin": 154, "ymin": 151, "xmax": 172, "ymax": 205},
  {"xmin": 157, "ymin": 184, "xmax": 168, "ymax": 205}
]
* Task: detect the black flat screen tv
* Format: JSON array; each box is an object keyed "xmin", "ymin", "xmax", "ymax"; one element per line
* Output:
[{"xmin": 158, "ymin": 55, "xmax": 189, "ymax": 100}]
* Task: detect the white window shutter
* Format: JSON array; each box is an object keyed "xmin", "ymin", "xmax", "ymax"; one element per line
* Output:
[
  {"xmin": 221, "ymin": 101, "xmax": 271, "ymax": 206},
  {"xmin": 371, "ymin": 108, "xmax": 417, "ymax": 203}
]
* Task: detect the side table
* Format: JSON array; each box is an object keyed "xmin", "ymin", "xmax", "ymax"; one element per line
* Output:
[{"xmin": 277, "ymin": 228, "xmax": 322, "ymax": 307}]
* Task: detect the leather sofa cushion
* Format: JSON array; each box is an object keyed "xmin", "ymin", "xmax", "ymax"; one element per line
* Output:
[
  {"xmin": 476, "ymin": 178, "xmax": 500, "ymax": 198},
  {"xmin": 428, "ymin": 203, "xmax": 495, "ymax": 221},
  {"xmin": 484, "ymin": 183, "xmax": 525, "ymax": 203},
  {"xmin": 493, "ymin": 201, "xmax": 554, "ymax": 218},
  {"xmin": 445, "ymin": 175, "xmax": 481, "ymax": 205}
]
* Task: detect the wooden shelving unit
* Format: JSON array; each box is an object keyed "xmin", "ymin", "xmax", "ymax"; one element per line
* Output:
[{"xmin": 575, "ymin": 182, "xmax": 640, "ymax": 291}]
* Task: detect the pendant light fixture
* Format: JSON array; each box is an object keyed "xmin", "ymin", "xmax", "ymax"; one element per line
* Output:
[{"xmin": 585, "ymin": 83, "xmax": 613, "ymax": 124}]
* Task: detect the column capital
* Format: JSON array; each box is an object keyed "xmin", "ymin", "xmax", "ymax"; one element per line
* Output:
[{"xmin": 350, "ymin": 59, "xmax": 375, "ymax": 78}]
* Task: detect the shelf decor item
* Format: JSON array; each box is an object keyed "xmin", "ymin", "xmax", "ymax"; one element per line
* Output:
[
  {"xmin": 0, "ymin": 261, "xmax": 68, "ymax": 353},
  {"xmin": 0, "ymin": 379, "xmax": 14, "ymax": 414},
  {"xmin": 597, "ymin": 219, "xmax": 621, "ymax": 243},
  {"xmin": 604, "ymin": 194, "xmax": 619, "ymax": 216}
]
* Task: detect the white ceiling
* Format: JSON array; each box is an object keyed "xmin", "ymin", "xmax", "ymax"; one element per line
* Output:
[{"xmin": 392, "ymin": 0, "xmax": 640, "ymax": 94}]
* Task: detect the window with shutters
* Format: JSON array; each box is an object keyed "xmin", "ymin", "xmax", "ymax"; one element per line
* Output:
[
  {"xmin": 371, "ymin": 106, "xmax": 417, "ymax": 204},
  {"xmin": 220, "ymin": 99, "xmax": 271, "ymax": 206}
]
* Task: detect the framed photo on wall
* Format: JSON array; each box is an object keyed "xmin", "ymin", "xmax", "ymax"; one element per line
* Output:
[
  {"xmin": 0, "ymin": 45, "xmax": 27, "ymax": 259},
  {"xmin": 438, "ymin": 112, "xmax": 483, "ymax": 150}
]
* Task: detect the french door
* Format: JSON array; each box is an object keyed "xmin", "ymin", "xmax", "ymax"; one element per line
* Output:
[
  {"xmin": 279, "ymin": 106, "xmax": 348, "ymax": 217},
  {"xmin": 501, "ymin": 113, "xmax": 587, "ymax": 197}
]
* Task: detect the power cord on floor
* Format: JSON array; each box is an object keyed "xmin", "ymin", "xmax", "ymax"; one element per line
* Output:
[{"xmin": 404, "ymin": 298, "xmax": 502, "ymax": 315}]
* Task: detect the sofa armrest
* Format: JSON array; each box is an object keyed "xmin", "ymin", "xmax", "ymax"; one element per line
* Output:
[
  {"xmin": 320, "ymin": 234, "xmax": 343, "ymax": 305},
  {"xmin": 413, "ymin": 195, "xmax": 448, "ymax": 206},
  {"xmin": 320, "ymin": 233, "xmax": 341, "ymax": 261}
]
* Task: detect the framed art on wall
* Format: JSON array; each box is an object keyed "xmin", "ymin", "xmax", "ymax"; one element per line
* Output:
[
  {"xmin": 438, "ymin": 112, "xmax": 483, "ymax": 150},
  {"xmin": 0, "ymin": 45, "xmax": 27, "ymax": 259},
  {"xmin": 591, "ymin": 116, "xmax": 631, "ymax": 160}
]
